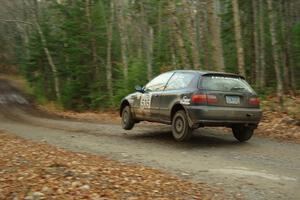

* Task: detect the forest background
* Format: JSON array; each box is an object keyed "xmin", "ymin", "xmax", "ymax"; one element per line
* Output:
[{"xmin": 0, "ymin": 0, "xmax": 299, "ymax": 111}]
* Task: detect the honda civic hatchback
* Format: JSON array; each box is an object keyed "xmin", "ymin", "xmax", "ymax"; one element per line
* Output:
[{"xmin": 120, "ymin": 70, "xmax": 262, "ymax": 142}]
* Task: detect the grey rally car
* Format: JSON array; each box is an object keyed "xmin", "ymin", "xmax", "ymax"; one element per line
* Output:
[{"xmin": 120, "ymin": 70, "xmax": 262, "ymax": 142}]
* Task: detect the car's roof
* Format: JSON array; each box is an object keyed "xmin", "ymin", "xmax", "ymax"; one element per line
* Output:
[{"xmin": 169, "ymin": 70, "xmax": 245, "ymax": 79}]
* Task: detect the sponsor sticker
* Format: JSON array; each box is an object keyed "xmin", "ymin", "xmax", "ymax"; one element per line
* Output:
[
  {"xmin": 180, "ymin": 96, "xmax": 191, "ymax": 105},
  {"xmin": 140, "ymin": 93, "xmax": 152, "ymax": 109}
]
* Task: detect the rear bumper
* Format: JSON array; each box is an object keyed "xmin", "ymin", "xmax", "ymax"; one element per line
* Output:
[{"xmin": 185, "ymin": 105, "xmax": 262, "ymax": 127}]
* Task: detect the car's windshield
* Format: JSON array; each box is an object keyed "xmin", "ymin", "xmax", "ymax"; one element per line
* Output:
[{"xmin": 201, "ymin": 76, "xmax": 254, "ymax": 93}]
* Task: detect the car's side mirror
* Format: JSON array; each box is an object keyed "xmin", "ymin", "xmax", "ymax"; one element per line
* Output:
[{"xmin": 135, "ymin": 85, "xmax": 144, "ymax": 93}]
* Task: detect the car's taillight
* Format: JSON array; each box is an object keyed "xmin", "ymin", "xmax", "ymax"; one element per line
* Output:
[
  {"xmin": 207, "ymin": 95, "xmax": 218, "ymax": 104},
  {"xmin": 249, "ymin": 97, "xmax": 260, "ymax": 106},
  {"xmin": 191, "ymin": 94, "xmax": 218, "ymax": 104},
  {"xmin": 191, "ymin": 94, "xmax": 207, "ymax": 104}
]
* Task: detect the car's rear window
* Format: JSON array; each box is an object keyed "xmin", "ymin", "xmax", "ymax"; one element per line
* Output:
[{"xmin": 201, "ymin": 76, "xmax": 254, "ymax": 93}]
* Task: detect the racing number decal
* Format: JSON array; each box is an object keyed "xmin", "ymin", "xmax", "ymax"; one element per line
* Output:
[{"xmin": 140, "ymin": 93, "xmax": 152, "ymax": 109}]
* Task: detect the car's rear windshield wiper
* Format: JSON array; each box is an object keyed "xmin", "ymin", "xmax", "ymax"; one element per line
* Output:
[{"xmin": 230, "ymin": 87, "xmax": 245, "ymax": 91}]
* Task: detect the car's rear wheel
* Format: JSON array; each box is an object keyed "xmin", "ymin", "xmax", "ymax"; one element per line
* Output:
[
  {"xmin": 232, "ymin": 125, "xmax": 254, "ymax": 142},
  {"xmin": 172, "ymin": 110, "xmax": 193, "ymax": 142},
  {"xmin": 121, "ymin": 106, "xmax": 135, "ymax": 130}
]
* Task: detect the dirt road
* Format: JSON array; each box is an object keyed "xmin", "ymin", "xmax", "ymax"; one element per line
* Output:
[{"xmin": 0, "ymin": 78, "xmax": 299, "ymax": 200}]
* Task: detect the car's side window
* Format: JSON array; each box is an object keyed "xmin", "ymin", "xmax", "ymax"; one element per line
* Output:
[
  {"xmin": 165, "ymin": 72, "xmax": 196, "ymax": 90},
  {"xmin": 144, "ymin": 72, "xmax": 173, "ymax": 92}
]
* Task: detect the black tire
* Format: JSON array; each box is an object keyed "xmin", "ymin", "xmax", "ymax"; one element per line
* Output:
[
  {"xmin": 121, "ymin": 106, "xmax": 135, "ymax": 130},
  {"xmin": 232, "ymin": 125, "xmax": 254, "ymax": 142},
  {"xmin": 172, "ymin": 110, "xmax": 193, "ymax": 142}
]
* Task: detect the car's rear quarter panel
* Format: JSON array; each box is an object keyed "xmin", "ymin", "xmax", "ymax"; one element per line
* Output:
[{"xmin": 160, "ymin": 88, "xmax": 196, "ymax": 122}]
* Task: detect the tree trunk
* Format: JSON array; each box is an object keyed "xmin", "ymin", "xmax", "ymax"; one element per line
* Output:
[
  {"xmin": 157, "ymin": 0, "xmax": 163, "ymax": 63},
  {"xmin": 21, "ymin": 0, "xmax": 30, "ymax": 59},
  {"xmin": 139, "ymin": 1, "xmax": 153, "ymax": 80},
  {"xmin": 287, "ymin": 1, "xmax": 297, "ymax": 94},
  {"xmin": 114, "ymin": 0, "xmax": 129, "ymax": 83},
  {"xmin": 36, "ymin": 22, "xmax": 61, "ymax": 101},
  {"xmin": 259, "ymin": 0, "xmax": 266, "ymax": 88},
  {"xmin": 280, "ymin": 0, "xmax": 290, "ymax": 93},
  {"xmin": 267, "ymin": 0, "xmax": 284, "ymax": 108},
  {"xmin": 106, "ymin": 0, "xmax": 114, "ymax": 102},
  {"xmin": 206, "ymin": 0, "xmax": 225, "ymax": 71},
  {"xmin": 169, "ymin": 0, "xmax": 190, "ymax": 69},
  {"xmin": 232, "ymin": 0, "xmax": 246, "ymax": 77},
  {"xmin": 252, "ymin": 0, "xmax": 260, "ymax": 87},
  {"xmin": 197, "ymin": 1, "xmax": 211, "ymax": 70},
  {"xmin": 146, "ymin": 27, "xmax": 153, "ymax": 81},
  {"xmin": 281, "ymin": 0, "xmax": 297, "ymax": 95},
  {"xmin": 85, "ymin": 0, "xmax": 99, "ymax": 80},
  {"xmin": 171, "ymin": 44, "xmax": 177, "ymax": 69},
  {"xmin": 32, "ymin": 0, "xmax": 60, "ymax": 101},
  {"xmin": 181, "ymin": 0, "xmax": 201, "ymax": 69}
]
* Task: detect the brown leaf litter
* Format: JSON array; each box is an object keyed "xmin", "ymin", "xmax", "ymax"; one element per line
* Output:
[{"xmin": 0, "ymin": 132, "xmax": 239, "ymax": 200}]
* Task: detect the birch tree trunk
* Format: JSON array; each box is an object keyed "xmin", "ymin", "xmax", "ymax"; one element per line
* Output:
[
  {"xmin": 252, "ymin": 0, "xmax": 260, "ymax": 87},
  {"xmin": 171, "ymin": 44, "xmax": 177, "ymax": 69},
  {"xmin": 181, "ymin": 0, "xmax": 201, "ymax": 69},
  {"xmin": 232, "ymin": 0, "xmax": 246, "ymax": 77},
  {"xmin": 207, "ymin": 0, "xmax": 225, "ymax": 71},
  {"xmin": 106, "ymin": 0, "xmax": 114, "ymax": 101},
  {"xmin": 267, "ymin": 0, "xmax": 284, "ymax": 108},
  {"xmin": 197, "ymin": 1, "xmax": 211, "ymax": 70},
  {"xmin": 281, "ymin": 0, "xmax": 297, "ymax": 95},
  {"xmin": 114, "ymin": 0, "xmax": 129, "ymax": 83},
  {"xmin": 169, "ymin": 0, "xmax": 190, "ymax": 69},
  {"xmin": 287, "ymin": 1, "xmax": 297, "ymax": 94},
  {"xmin": 157, "ymin": 0, "xmax": 163, "ymax": 62},
  {"xmin": 32, "ymin": 0, "xmax": 61, "ymax": 101},
  {"xmin": 21, "ymin": 0, "xmax": 30, "ymax": 59},
  {"xmin": 146, "ymin": 27, "xmax": 153, "ymax": 80},
  {"xmin": 139, "ymin": 1, "xmax": 153, "ymax": 80},
  {"xmin": 280, "ymin": 0, "xmax": 290, "ymax": 92},
  {"xmin": 85, "ymin": 0, "xmax": 99, "ymax": 80},
  {"xmin": 259, "ymin": 0, "xmax": 266, "ymax": 88}
]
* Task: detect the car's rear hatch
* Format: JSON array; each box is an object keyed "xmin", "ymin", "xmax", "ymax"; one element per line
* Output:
[{"xmin": 198, "ymin": 73, "xmax": 259, "ymax": 109}]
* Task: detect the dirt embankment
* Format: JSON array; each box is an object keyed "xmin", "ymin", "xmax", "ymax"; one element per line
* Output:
[{"xmin": 0, "ymin": 78, "xmax": 29, "ymax": 105}]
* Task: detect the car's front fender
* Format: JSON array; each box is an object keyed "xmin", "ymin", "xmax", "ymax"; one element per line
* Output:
[{"xmin": 120, "ymin": 92, "xmax": 141, "ymax": 117}]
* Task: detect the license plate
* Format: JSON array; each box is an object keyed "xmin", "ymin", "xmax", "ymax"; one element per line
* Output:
[{"xmin": 226, "ymin": 96, "xmax": 240, "ymax": 104}]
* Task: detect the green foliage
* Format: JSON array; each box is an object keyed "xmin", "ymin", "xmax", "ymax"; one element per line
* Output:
[
  {"xmin": 17, "ymin": 0, "xmax": 300, "ymax": 111},
  {"xmin": 114, "ymin": 58, "xmax": 148, "ymax": 105}
]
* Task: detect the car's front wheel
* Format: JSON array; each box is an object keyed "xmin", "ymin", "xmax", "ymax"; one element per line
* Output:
[
  {"xmin": 121, "ymin": 106, "xmax": 135, "ymax": 130},
  {"xmin": 172, "ymin": 110, "xmax": 193, "ymax": 142},
  {"xmin": 232, "ymin": 125, "xmax": 254, "ymax": 142}
]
